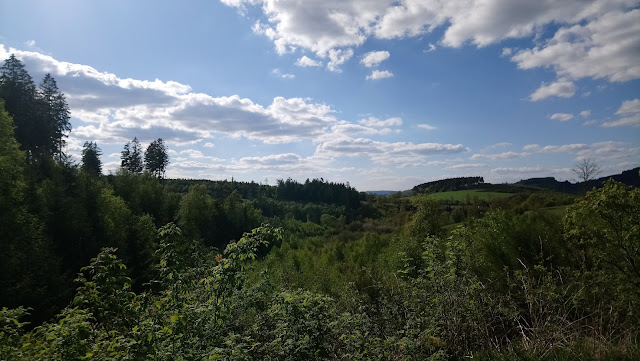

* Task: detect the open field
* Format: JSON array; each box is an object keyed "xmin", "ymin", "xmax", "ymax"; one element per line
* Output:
[{"xmin": 424, "ymin": 189, "xmax": 514, "ymax": 203}]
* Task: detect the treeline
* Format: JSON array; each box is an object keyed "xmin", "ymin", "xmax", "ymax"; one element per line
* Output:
[
  {"xmin": 1, "ymin": 180, "xmax": 638, "ymax": 360},
  {"xmin": 276, "ymin": 177, "xmax": 361, "ymax": 209},
  {"xmin": 413, "ymin": 176, "xmax": 484, "ymax": 193},
  {"xmin": 516, "ymin": 167, "xmax": 640, "ymax": 193}
]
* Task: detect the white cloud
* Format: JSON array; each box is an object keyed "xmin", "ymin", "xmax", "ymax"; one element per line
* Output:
[
  {"xmin": 529, "ymin": 78, "xmax": 576, "ymax": 101},
  {"xmin": 223, "ymin": 0, "xmax": 639, "ymax": 85},
  {"xmin": 425, "ymin": 43, "xmax": 437, "ymax": 53},
  {"xmin": 0, "ymin": 44, "xmax": 478, "ymax": 188},
  {"xmin": 470, "ymin": 151, "xmax": 528, "ymax": 160},
  {"xmin": 366, "ymin": 69, "xmax": 393, "ymax": 80},
  {"xmin": 295, "ymin": 56, "xmax": 322, "ymax": 67},
  {"xmin": 329, "ymin": 123, "xmax": 393, "ymax": 136},
  {"xmin": 538, "ymin": 144, "xmax": 589, "ymax": 153},
  {"xmin": 487, "ymin": 142, "xmax": 512, "ymax": 149},
  {"xmin": 417, "ymin": 123, "xmax": 436, "ymax": 130},
  {"xmin": 358, "ymin": 116, "xmax": 402, "ymax": 127},
  {"xmin": 238, "ymin": 153, "xmax": 303, "ymax": 166},
  {"xmin": 550, "ymin": 113, "xmax": 574, "ymax": 121},
  {"xmin": 501, "ymin": 47, "xmax": 513, "ymax": 57},
  {"xmin": 272, "ymin": 68, "xmax": 295, "ymax": 78},
  {"xmin": 580, "ymin": 110, "xmax": 591, "ymax": 118},
  {"xmin": 315, "ymin": 134, "xmax": 467, "ymax": 166},
  {"xmin": 25, "ymin": 40, "xmax": 36, "ymax": 47},
  {"xmin": 0, "ymin": 45, "xmax": 343, "ymax": 145},
  {"xmin": 327, "ymin": 48, "xmax": 354, "ymax": 72},
  {"xmin": 445, "ymin": 163, "xmax": 487, "ymax": 170},
  {"xmin": 511, "ymin": 9, "xmax": 640, "ymax": 83},
  {"xmin": 603, "ymin": 98, "xmax": 640, "ymax": 127},
  {"xmin": 523, "ymin": 144, "xmax": 540, "ymax": 151},
  {"xmin": 361, "ymin": 50, "xmax": 390, "ymax": 67},
  {"xmin": 616, "ymin": 99, "xmax": 640, "ymax": 115},
  {"xmin": 490, "ymin": 166, "xmax": 546, "ymax": 174}
]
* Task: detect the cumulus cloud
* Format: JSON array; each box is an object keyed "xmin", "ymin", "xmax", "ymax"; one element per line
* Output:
[
  {"xmin": 327, "ymin": 48, "xmax": 354, "ymax": 72},
  {"xmin": 550, "ymin": 113, "xmax": 574, "ymax": 121},
  {"xmin": 359, "ymin": 116, "xmax": 402, "ymax": 127},
  {"xmin": 238, "ymin": 153, "xmax": 303, "ymax": 166},
  {"xmin": 0, "ymin": 45, "xmax": 342, "ymax": 145},
  {"xmin": 295, "ymin": 55, "xmax": 322, "ymax": 67},
  {"xmin": 511, "ymin": 8, "xmax": 640, "ymax": 83},
  {"xmin": 315, "ymin": 134, "xmax": 467, "ymax": 166},
  {"xmin": 580, "ymin": 110, "xmax": 591, "ymax": 118},
  {"xmin": 361, "ymin": 50, "xmax": 390, "ymax": 67},
  {"xmin": 602, "ymin": 98, "xmax": 640, "ymax": 127},
  {"xmin": 366, "ymin": 70, "xmax": 393, "ymax": 80},
  {"xmin": 1, "ymin": 44, "xmax": 477, "ymax": 189},
  {"xmin": 222, "ymin": 0, "xmax": 639, "ymax": 85},
  {"xmin": 529, "ymin": 78, "xmax": 576, "ymax": 101},
  {"xmin": 616, "ymin": 99, "xmax": 640, "ymax": 115}
]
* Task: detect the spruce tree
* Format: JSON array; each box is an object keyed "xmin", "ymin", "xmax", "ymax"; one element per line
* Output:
[
  {"xmin": 39, "ymin": 73, "xmax": 71, "ymax": 161},
  {"xmin": 144, "ymin": 138, "xmax": 169, "ymax": 179},
  {"xmin": 0, "ymin": 54, "xmax": 40, "ymax": 160},
  {"xmin": 81, "ymin": 141, "xmax": 102, "ymax": 176},
  {"xmin": 121, "ymin": 137, "xmax": 144, "ymax": 173}
]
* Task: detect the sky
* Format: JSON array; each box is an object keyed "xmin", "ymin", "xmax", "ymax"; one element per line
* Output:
[{"xmin": 0, "ymin": 0, "xmax": 639, "ymax": 191}]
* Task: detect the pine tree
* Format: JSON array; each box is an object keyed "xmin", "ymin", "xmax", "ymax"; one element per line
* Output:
[
  {"xmin": 0, "ymin": 54, "xmax": 41, "ymax": 160},
  {"xmin": 81, "ymin": 141, "xmax": 102, "ymax": 176},
  {"xmin": 144, "ymin": 138, "xmax": 169, "ymax": 179},
  {"xmin": 39, "ymin": 74, "xmax": 71, "ymax": 161},
  {"xmin": 121, "ymin": 137, "xmax": 144, "ymax": 173}
]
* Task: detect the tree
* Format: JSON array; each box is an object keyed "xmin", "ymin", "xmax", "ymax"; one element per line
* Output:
[
  {"xmin": 405, "ymin": 195, "xmax": 445, "ymax": 238},
  {"xmin": 121, "ymin": 137, "xmax": 143, "ymax": 173},
  {"xmin": 144, "ymin": 138, "xmax": 169, "ymax": 179},
  {"xmin": 0, "ymin": 54, "xmax": 40, "ymax": 159},
  {"xmin": 39, "ymin": 73, "xmax": 71, "ymax": 161},
  {"xmin": 572, "ymin": 158, "xmax": 601, "ymax": 183},
  {"xmin": 81, "ymin": 141, "xmax": 102, "ymax": 176}
]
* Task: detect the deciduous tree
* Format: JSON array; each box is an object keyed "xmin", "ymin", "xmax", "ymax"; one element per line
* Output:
[{"xmin": 572, "ymin": 158, "xmax": 601, "ymax": 183}]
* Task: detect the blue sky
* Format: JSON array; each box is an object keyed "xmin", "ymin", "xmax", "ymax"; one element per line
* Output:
[{"xmin": 1, "ymin": 0, "xmax": 639, "ymax": 190}]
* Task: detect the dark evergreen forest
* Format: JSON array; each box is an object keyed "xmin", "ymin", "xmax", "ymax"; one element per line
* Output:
[{"xmin": 1, "ymin": 55, "xmax": 639, "ymax": 360}]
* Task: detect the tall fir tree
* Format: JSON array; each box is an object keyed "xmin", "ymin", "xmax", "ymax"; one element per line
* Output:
[
  {"xmin": 81, "ymin": 141, "xmax": 102, "ymax": 176},
  {"xmin": 39, "ymin": 74, "xmax": 71, "ymax": 161},
  {"xmin": 144, "ymin": 138, "xmax": 169, "ymax": 179},
  {"xmin": 0, "ymin": 54, "xmax": 41, "ymax": 160},
  {"xmin": 121, "ymin": 137, "xmax": 144, "ymax": 173}
]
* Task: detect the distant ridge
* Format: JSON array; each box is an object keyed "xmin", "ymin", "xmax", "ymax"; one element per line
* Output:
[
  {"xmin": 515, "ymin": 166, "xmax": 640, "ymax": 193},
  {"xmin": 405, "ymin": 167, "xmax": 639, "ymax": 195}
]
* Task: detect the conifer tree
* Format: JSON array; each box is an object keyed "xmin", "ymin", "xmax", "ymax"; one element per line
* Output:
[
  {"xmin": 121, "ymin": 137, "xmax": 144, "ymax": 173},
  {"xmin": 39, "ymin": 73, "xmax": 71, "ymax": 161},
  {"xmin": 81, "ymin": 141, "xmax": 102, "ymax": 176},
  {"xmin": 0, "ymin": 54, "xmax": 40, "ymax": 160},
  {"xmin": 144, "ymin": 138, "xmax": 169, "ymax": 179}
]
